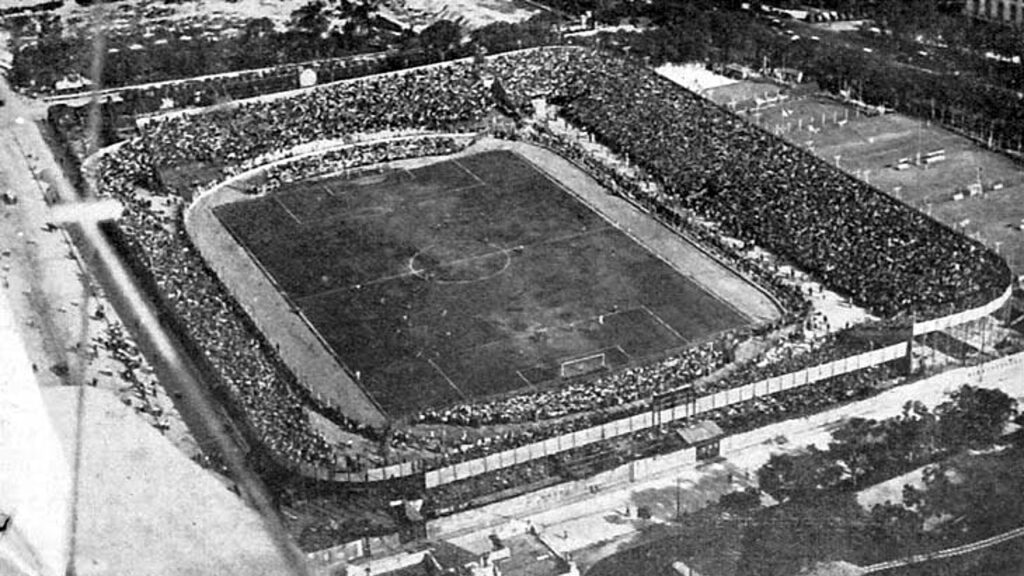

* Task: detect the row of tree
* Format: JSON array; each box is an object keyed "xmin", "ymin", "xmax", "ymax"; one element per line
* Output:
[
  {"xmin": 547, "ymin": 0, "xmax": 1023, "ymax": 91},
  {"xmin": 588, "ymin": 3, "xmax": 1024, "ymax": 154},
  {"xmin": 733, "ymin": 385, "xmax": 1020, "ymax": 576},
  {"xmin": 758, "ymin": 386, "xmax": 1018, "ymax": 501}
]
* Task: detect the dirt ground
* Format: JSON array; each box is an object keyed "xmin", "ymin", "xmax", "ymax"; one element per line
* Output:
[{"xmin": 44, "ymin": 386, "xmax": 293, "ymax": 576}]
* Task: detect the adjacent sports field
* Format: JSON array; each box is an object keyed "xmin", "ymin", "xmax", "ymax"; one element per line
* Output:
[
  {"xmin": 705, "ymin": 83, "xmax": 1024, "ymax": 277},
  {"xmin": 214, "ymin": 150, "xmax": 747, "ymax": 416}
]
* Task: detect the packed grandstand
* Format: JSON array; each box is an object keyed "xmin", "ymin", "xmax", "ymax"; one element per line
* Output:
[{"xmin": 87, "ymin": 46, "xmax": 1012, "ymax": 521}]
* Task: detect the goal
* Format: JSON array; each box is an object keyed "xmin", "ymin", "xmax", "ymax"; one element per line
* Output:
[{"xmin": 560, "ymin": 352, "xmax": 607, "ymax": 379}]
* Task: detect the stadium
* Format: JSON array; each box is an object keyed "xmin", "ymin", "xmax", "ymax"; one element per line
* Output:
[{"xmin": 88, "ymin": 45, "xmax": 1014, "ymax": 552}]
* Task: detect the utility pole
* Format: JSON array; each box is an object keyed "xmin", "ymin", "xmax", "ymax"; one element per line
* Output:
[{"xmin": 676, "ymin": 477, "xmax": 681, "ymax": 520}]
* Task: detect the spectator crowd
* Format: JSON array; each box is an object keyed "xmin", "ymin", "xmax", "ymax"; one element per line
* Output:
[
  {"xmin": 95, "ymin": 135, "xmax": 478, "ymax": 470},
  {"xmin": 414, "ymin": 339, "xmax": 734, "ymax": 426},
  {"xmin": 499, "ymin": 49, "xmax": 1010, "ymax": 320},
  {"xmin": 91, "ymin": 45, "xmax": 1010, "ymax": 477}
]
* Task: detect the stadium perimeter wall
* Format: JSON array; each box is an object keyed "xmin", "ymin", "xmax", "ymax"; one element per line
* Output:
[
  {"xmin": 424, "ymin": 447, "xmax": 700, "ymax": 540},
  {"xmin": 418, "ymin": 347, "xmax": 1024, "ymax": 547}
]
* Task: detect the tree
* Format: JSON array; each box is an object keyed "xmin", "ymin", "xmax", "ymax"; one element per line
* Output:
[
  {"xmin": 473, "ymin": 22, "xmax": 518, "ymax": 52},
  {"xmin": 936, "ymin": 385, "xmax": 1017, "ymax": 450},
  {"xmin": 863, "ymin": 501, "xmax": 926, "ymax": 563},
  {"xmin": 237, "ymin": 18, "xmax": 279, "ymax": 69},
  {"xmin": 719, "ymin": 488, "xmax": 761, "ymax": 512},
  {"xmin": 913, "ymin": 451, "xmax": 1024, "ymax": 539},
  {"xmin": 828, "ymin": 418, "xmax": 884, "ymax": 488},
  {"xmin": 735, "ymin": 494, "xmax": 865, "ymax": 576},
  {"xmin": 758, "ymin": 447, "xmax": 843, "ymax": 502},
  {"xmin": 290, "ymin": 1, "xmax": 329, "ymax": 36},
  {"xmin": 420, "ymin": 20, "xmax": 462, "ymax": 60}
]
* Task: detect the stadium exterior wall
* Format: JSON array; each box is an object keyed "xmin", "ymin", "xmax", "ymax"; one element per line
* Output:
[
  {"xmin": 424, "ymin": 447, "xmax": 699, "ymax": 540},
  {"xmin": 311, "ymin": 344, "xmax": 1015, "ymax": 561}
]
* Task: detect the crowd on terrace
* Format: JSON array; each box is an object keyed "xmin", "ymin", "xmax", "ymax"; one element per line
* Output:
[
  {"xmin": 90, "ymin": 45, "xmax": 1009, "ymax": 473},
  {"xmin": 535, "ymin": 53, "xmax": 1010, "ymax": 320},
  {"xmin": 138, "ymin": 60, "xmax": 491, "ymax": 168},
  {"xmin": 517, "ymin": 124, "xmax": 811, "ymax": 318},
  {"xmin": 414, "ymin": 339, "xmax": 733, "ymax": 426}
]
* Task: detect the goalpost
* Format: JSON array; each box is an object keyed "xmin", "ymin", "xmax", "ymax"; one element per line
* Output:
[{"xmin": 560, "ymin": 352, "xmax": 607, "ymax": 379}]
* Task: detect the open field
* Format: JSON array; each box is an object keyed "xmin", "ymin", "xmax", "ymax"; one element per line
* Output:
[
  {"xmin": 215, "ymin": 150, "xmax": 749, "ymax": 417},
  {"xmin": 700, "ymin": 79, "xmax": 783, "ymax": 106},
  {"xmin": 704, "ymin": 85, "xmax": 1024, "ymax": 277}
]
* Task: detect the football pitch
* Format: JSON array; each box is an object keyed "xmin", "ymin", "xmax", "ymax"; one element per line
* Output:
[{"xmin": 214, "ymin": 150, "xmax": 748, "ymax": 416}]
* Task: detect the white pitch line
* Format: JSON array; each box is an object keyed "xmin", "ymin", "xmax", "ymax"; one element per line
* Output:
[
  {"xmin": 451, "ymin": 158, "xmax": 488, "ymax": 186},
  {"xmin": 641, "ymin": 304, "xmax": 685, "ymax": 342},
  {"xmin": 615, "ymin": 344, "xmax": 631, "ymax": 361},
  {"xmin": 272, "ymin": 195, "xmax": 303, "ymax": 225},
  {"xmin": 515, "ymin": 370, "xmax": 534, "ymax": 386},
  {"xmin": 428, "ymin": 358, "xmax": 466, "ymax": 399}
]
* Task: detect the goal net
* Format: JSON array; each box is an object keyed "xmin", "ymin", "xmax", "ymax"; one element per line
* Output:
[{"xmin": 560, "ymin": 352, "xmax": 607, "ymax": 379}]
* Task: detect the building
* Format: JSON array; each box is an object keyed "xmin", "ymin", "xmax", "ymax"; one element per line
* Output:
[
  {"xmin": 677, "ymin": 421, "xmax": 725, "ymax": 461},
  {"xmin": 965, "ymin": 0, "xmax": 1024, "ymax": 25}
]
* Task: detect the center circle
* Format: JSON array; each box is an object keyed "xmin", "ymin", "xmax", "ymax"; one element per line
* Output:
[{"xmin": 409, "ymin": 242, "xmax": 514, "ymax": 285}]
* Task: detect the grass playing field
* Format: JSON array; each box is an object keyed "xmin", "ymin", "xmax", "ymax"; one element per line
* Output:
[{"xmin": 214, "ymin": 150, "xmax": 748, "ymax": 416}]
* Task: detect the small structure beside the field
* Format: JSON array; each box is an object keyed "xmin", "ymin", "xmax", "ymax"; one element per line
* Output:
[{"xmin": 677, "ymin": 421, "xmax": 725, "ymax": 461}]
